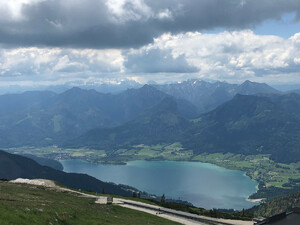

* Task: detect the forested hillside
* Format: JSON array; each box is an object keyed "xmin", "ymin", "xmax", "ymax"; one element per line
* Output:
[
  {"xmin": 248, "ymin": 192, "xmax": 300, "ymax": 217},
  {"xmin": 0, "ymin": 150, "xmax": 132, "ymax": 196},
  {"xmin": 66, "ymin": 93, "xmax": 300, "ymax": 164}
]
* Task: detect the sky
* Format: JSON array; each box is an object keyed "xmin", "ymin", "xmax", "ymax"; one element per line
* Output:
[{"xmin": 0, "ymin": 0, "xmax": 300, "ymax": 87}]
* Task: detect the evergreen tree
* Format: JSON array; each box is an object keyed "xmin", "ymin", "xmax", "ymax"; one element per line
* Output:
[
  {"xmin": 161, "ymin": 194, "xmax": 166, "ymax": 203},
  {"xmin": 133, "ymin": 192, "xmax": 137, "ymax": 198}
]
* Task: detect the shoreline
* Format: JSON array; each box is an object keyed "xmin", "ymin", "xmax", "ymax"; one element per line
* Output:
[
  {"xmin": 61, "ymin": 158, "xmax": 260, "ymax": 209},
  {"xmin": 5, "ymin": 148, "xmax": 263, "ymax": 204}
]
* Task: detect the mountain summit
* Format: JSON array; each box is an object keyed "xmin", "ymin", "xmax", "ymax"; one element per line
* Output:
[
  {"xmin": 236, "ymin": 80, "xmax": 280, "ymax": 95},
  {"xmin": 153, "ymin": 79, "xmax": 280, "ymax": 113}
]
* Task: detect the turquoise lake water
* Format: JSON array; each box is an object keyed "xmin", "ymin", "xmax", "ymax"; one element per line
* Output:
[{"xmin": 60, "ymin": 160, "xmax": 258, "ymax": 209}]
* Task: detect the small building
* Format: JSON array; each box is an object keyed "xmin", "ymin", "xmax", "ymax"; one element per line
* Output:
[
  {"xmin": 96, "ymin": 196, "xmax": 113, "ymax": 205},
  {"xmin": 107, "ymin": 196, "xmax": 113, "ymax": 204}
]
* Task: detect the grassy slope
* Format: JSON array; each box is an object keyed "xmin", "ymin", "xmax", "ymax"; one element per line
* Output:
[{"xmin": 0, "ymin": 181, "xmax": 179, "ymax": 225}]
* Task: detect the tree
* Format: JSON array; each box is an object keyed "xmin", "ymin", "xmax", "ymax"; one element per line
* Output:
[
  {"xmin": 161, "ymin": 194, "xmax": 166, "ymax": 203},
  {"xmin": 102, "ymin": 188, "xmax": 105, "ymax": 194}
]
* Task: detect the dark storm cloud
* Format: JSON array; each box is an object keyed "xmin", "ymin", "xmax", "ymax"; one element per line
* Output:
[
  {"xmin": 124, "ymin": 48, "xmax": 198, "ymax": 73},
  {"xmin": 0, "ymin": 0, "xmax": 300, "ymax": 49}
]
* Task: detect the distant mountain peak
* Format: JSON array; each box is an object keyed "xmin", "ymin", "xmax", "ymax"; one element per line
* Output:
[
  {"xmin": 60, "ymin": 87, "xmax": 101, "ymax": 97},
  {"xmin": 237, "ymin": 80, "xmax": 280, "ymax": 95},
  {"xmin": 141, "ymin": 84, "xmax": 155, "ymax": 90},
  {"xmin": 242, "ymin": 80, "xmax": 252, "ymax": 84},
  {"xmin": 63, "ymin": 86, "xmax": 85, "ymax": 94},
  {"xmin": 240, "ymin": 80, "xmax": 266, "ymax": 86},
  {"xmin": 69, "ymin": 86, "xmax": 83, "ymax": 91}
]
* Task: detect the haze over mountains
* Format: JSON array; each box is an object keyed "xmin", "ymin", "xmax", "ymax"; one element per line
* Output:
[
  {"xmin": 0, "ymin": 79, "xmax": 142, "ymax": 95},
  {"xmin": 0, "ymin": 84, "xmax": 196, "ymax": 147},
  {"xmin": 2, "ymin": 79, "xmax": 300, "ymax": 164}
]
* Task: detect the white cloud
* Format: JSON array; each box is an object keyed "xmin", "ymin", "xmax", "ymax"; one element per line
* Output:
[
  {"xmin": 106, "ymin": 0, "xmax": 152, "ymax": 23},
  {"xmin": 125, "ymin": 30, "xmax": 300, "ymax": 83},
  {"xmin": 0, "ymin": 30, "xmax": 300, "ymax": 85},
  {"xmin": 53, "ymin": 55, "xmax": 87, "ymax": 73},
  {"xmin": 0, "ymin": 47, "xmax": 123, "ymax": 78},
  {"xmin": 0, "ymin": 0, "xmax": 44, "ymax": 20},
  {"xmin": 156, "ymin": 9, "xmax": 173, "ymax": 20}
]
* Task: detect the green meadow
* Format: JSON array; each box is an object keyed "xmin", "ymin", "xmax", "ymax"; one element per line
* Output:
[{"xmin": 0, "ymin": 181, "xmax": 179, "ymax": 225}]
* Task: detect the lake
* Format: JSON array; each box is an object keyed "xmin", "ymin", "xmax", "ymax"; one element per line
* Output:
[{"xmin": 60, "ymin": 160, "xmax": 258, "ymax": 209}]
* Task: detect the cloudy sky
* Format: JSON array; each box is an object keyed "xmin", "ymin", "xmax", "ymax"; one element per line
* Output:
[{"xmin": 0, "ymin": 0, "xmax": 300, "ymax": 86}]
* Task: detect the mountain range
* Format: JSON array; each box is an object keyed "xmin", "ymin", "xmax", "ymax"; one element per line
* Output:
[
  {"xmin": 2, "ymin": 79, "xmax": 300, "ymax": 163},
  {"xmin": 0, "ymin": 85, "xmax": 197, "ymax": 147},
  {"xmin": 67, "ymin": 92, "xmax": 300, "ymax": 163},
  {"xmin": 0, "ymin": 79, "xmax": 142, "ymax": 95},
  {"xmin": 153, "ymin": 79, "xmax": 280, "ymax": 113}
]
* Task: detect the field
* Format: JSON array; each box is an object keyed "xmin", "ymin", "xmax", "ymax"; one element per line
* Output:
[
  {"xmin": 3, "ymin": 143, "xmax": 193, "ymax": 164},
  {"xmin": 4, "ymin": 146, "xmax": 108, "ymax": 163},
  {"xmin": 192, "ymin": 153, "xmax": 300, "ymax": 189},
  {"xmin": 0, "ymin": 181, "xmax": 179, "ymax": 225}
]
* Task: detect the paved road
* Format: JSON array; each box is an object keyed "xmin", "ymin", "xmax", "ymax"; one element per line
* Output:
[
  {"xmin": 114, "ymin": 198, "xmax": 252, "ymax": 225},
  {"xmin": 119, "ymin": 203, "xmax": 206, "ymax": 225}
]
